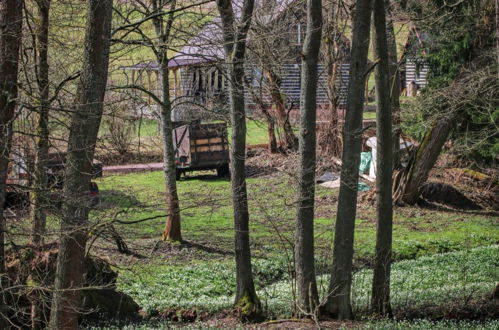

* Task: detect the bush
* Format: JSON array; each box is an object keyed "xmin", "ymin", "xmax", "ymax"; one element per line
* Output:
[{"xmin": 104, "ymin": 113, "xmax": 136, "ymax": 156}]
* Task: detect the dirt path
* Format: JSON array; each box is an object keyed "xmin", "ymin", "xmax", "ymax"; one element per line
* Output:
[{"xmin": 103, "ymin": 162, "xmax": 163, "ymax": 174}]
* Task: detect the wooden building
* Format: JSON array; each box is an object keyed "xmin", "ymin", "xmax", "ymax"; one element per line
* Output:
[{"xmin": 120, "ymin": 0, "xmax": 350, "ymax": 122}]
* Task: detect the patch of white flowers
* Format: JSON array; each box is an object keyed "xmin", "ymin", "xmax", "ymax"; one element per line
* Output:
[{"xmin": 116, "ymin": 245, "xmax": 498, "ymax": 317}]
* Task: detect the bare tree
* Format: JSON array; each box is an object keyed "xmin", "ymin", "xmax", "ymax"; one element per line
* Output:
[
  {"xmin": 248, "ymin": 0, "xmax": 300, "ymax": 152},
  {"xmin": 150, "ymin": 0, "xmax": 183, "ymax": 242},
  {"xmin": 111, "ymin": 0, "xmax": 213, "ymax": 242},
  {"xmin": 0, "ymin": 0, "xmax": 23, "ymax": 327},
  {"xmin": 294, "ymin": 0, "xmax": 321, "ymax": 316},
  {"xmin": 49, "ymin": 0, "xmax": 113, "ymax": 328},
  {"xmin": 320, "ymin": 0, "xmax": 349, "ymax": 157},
  {"xmin": 371, "ymin": 0, "xmax": 393, "ymax": 317},
  {"xmin": 323, "ymin": 0, "xmax": 373, "ymax": 319},
  {"xmin": 216, "ymin": 0, "xmax": 261, "ymax": 318},
  {"xmin": 266, "ymin": 69, "xmax": 298, "ymax": 151}
]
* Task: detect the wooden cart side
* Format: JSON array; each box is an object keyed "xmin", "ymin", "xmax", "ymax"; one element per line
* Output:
[
  {"xmin": 189, "ymin": 123, "xmax": 229, "ymax": 168},
  {"xmin": 173, "ymin": 124, "xmax": 191, "ymax": 166}
]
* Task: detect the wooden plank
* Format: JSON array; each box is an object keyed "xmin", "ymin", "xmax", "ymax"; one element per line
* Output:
[
  {"xmin": 209, "ymin": 137, "xmax": 222, "ymax": 144},
  {"xmin": 192, "ymin": 145, "xmax": 224, "ymax": 152},
  {"xmin": 191, "ymin": 137, "xmax": 223, "ymax": 146},
  {"xmin": 193, "ymin": 138, "xmax": 209, "ymax": 145}
]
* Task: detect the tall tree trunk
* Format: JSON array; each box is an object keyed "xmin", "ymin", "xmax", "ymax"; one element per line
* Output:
[
  {"xmin": 265, "ymin": 69, "xmax": 297, "ymax": 151},
  {"xmin": 371, "ymin": 0, "xmax": 393, "ymax": 317},
  {"xmin": 151, "ymin": 0, "xmax": 182, "ymax": 242},
  {"xmin": 31, "ymin": 0, "xmax": 51, "ymax": 247},
  {"xmin": 49, "ymin": 1, "xmax": 112, "ymax": 328},
  {"xmin": 31, "ymin": 3, "xmax": 52, "ymax": 328},
  {"xmin": 0, "ymin": 1, "xmax": 23, "ymax": 327},
  {"xmin": 323, "ymin": 0, "xmax": 373, "ymax": 319},
  {"xmin": 294, "ymin": 0, "xmax": 321, "ymax": 316},
  {"xmin": 216, "ymin": 0, "xmax": 261, "ymax": 318},
  {"xmin": 385, "ymin": 0, "xmax": 401, "ymax": 167},
  {"xmin": 159, "ymin": 56, "xmax": 182, "ymax": 242}
]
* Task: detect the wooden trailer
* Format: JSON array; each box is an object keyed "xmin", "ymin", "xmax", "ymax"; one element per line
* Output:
[
  {"xmin": 173, "ymin": 123, "xmax": 230, "ymax": 179},
  {"xmin": 4, "ymin": 151, "xmax": 102, "ymax": 209}
]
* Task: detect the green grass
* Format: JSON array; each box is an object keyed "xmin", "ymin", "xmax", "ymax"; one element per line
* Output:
[
  {"xmin": 243, "ymin": 119, "xmax": 271, "ymax": 145},
  {"xmin": 107, "ymin": 118, "xmax": 271, "ymax": 147},
  {"xmin": 363, "ymin": 111, "xmax": 376, "ymax": 120},
  {"xmin": 99, "ymin": 118, "xmax": 159, "ymax": 139},
  {"xmin": 94, "ymin": 170, "xmax": 499, "ymax": 262}
]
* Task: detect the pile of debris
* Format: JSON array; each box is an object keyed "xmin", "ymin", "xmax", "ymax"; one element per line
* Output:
[{"xmin": 4, "ymin": 244, "xmax": 140, "ymax": 328}]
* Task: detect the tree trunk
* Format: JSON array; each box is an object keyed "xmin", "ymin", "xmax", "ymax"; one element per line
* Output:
[
  {"xmin": 31, "ymin": 0, "xmax": 51, "ymax": 247},
  {"xmin": 324, "ymin": 61, "xmax": 342, "ymax": 156},
  {"xmin": 266, "ymin": 69, "xmax": 298, "ymax": 151},
  {"xmin": 256, "ymin": 98, "xmax": 278, "ymax": 153},
  {"xmin": 323, "ymin": 0, "xmax": 373, "ymax": 319},
  {"xmin": 263, "ymin": 108, "xmax": 278, "ymax": 153},
  {"xmin": 0, "ymin": 1, "xmax": 23, "ymax": 327},
  {"xmin": 321, "ymin": 1, "xmax": 342, "ymax": 157},
  {"xmin": 216, "ymin": 0, "xmax": 261, "ymax": 319},
  {"xmin": 158, "ymin": 55, "xmax": 182, "ymax": 242},
  {"xmin": 49, "ymin": 1, "xmax": 112, "ymax": 328},
  {"xmin": 385, "ymin": 0, "xmax": 401, "ymax": 167},
  {"xmin": 30, "ymin": 2, "xmax": 52, "ymax": 326},
  {"xmin": 147, "ymin": 0, "xmax": 182, "ymax": 242},
  {"xmin": 294, "ymin": 0, "xmax": 321, "ymax": 316},
  {"xmin": 371, "ymin": 0, "xmax": 393, "ymax": 317},
  {"xmin": 393, "ymin": 116, "xmax": 455, "ymax": 205}
]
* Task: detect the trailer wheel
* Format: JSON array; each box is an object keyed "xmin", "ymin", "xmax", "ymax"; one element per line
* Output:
[{"xmin": 217, "ymin": 164, "xmax": 230, "ymax": 178}]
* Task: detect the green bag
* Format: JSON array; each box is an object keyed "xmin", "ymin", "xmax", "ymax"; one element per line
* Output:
[{"xmin": 359, "ymin": 152, "xmax": 372, "ymax": 174}]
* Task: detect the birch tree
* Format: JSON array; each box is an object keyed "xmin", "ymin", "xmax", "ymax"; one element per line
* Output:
[
  {"xmin": 294, "ymin": 0, "xmax": 321, "ymax": 316},
  {"xmin": 323, "ymin": 0, "xmax": 373, "ymax": 319},
  {"xmin": 49, "ymin": 0, "xmax": 113, "ymax": 327}
]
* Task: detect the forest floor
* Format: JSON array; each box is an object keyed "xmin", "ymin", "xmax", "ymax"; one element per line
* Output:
[
  {"xmin": 83, "ymin": 149, "xmax": 499, "ymax": 329},
  {"xmin": 10, "ymin": 148, "xmax": 498, "ymax": 329}
]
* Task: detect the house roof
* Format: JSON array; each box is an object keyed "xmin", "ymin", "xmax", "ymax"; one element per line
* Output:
[
  {"xmin": 172, "ymin": 0, "xmax": 299, "ymax": 68},
  {"xmin": 119, "ymin": 0, "xmax": 301, "ymax": 71}
]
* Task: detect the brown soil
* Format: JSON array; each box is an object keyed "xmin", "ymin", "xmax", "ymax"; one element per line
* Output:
[{"xmin": 427, "ymin": 160, "xmax": 499, "ymax": 211}]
